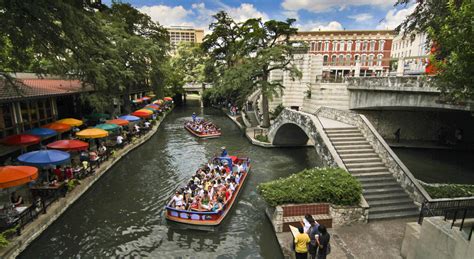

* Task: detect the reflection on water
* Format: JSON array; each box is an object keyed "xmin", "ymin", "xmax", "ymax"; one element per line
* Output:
[
  {"xmin": 19, "ymin": 100, "xmax": 320, "ymax": 258},
  {"xmin": 394, "ymin": 148, "xmax": 474, "ymax": 184}
]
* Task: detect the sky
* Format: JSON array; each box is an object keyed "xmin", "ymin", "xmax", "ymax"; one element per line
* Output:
[{"xmin": 103, "ymin": 0, "xmax": 416, "ymax": 33}]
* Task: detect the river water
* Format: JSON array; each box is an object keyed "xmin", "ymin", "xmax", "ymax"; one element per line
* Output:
[{"xmin": 19, "ymin": 100, "xmax": 320, "ymax": 258}]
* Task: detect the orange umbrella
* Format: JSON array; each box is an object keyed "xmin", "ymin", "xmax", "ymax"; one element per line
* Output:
[
  {"xmin": 106, "ymin": 119, "xmax": 129, "ymax": 126},
  {"xmin": 153, "ymin": 100, "xmax": 163, "ymax": 104},
  {"xmin": 76, "ymin": 128, "xmax": 109, "ymax": 139},
  {"xmin": 47, "ymin": 139, "xmax": 89, "ymax": 151},
  {"xmin": 0, "ymin": 166, "xmax": 38, "ymax": 188},
  {"xmin": 41, "ymin": 122, "xmax": 72, "ymax": 133},
  {"xmin": 57, "ymin": 118, "xmax": 83, "ymax": 127},
  {"xmin": 132, "ymin": 109, "xmax": 153, "ymax": 118},
  {"xmin": 2, "ymin": 134, "xmax": 41, "ymax": 146},
  {"xmin": 164, "ymin": 97, "xmax": 173, "ymax": 101}
]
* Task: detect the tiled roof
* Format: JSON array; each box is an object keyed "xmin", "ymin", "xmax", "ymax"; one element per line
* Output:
[{"xmin": 0, "ymin": 78, "xmax": 92, "ymax": 102}]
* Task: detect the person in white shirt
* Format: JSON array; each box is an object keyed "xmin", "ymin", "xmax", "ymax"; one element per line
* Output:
[
  {"xmin": 144, "ymin": 121, "xmax": 151, "ymax": 128},
  {"xmin": 171, "ymin": 192, "xmax": 185, "ymax": 210},
  {"xmin": 116, "ymin": 135, "xmax": 123, "ymax": 146}
]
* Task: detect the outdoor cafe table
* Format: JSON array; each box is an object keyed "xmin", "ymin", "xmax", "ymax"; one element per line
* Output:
[
  {"xmin": 0, "ymin": 203, "xmax": 36, "ymax": 232},
  {"xmin": 29, "ymin": 182, "xmax": 67, "ymax": 200}
]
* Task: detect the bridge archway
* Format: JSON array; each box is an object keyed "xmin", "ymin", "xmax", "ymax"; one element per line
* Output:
[{"xmin": 271, "ymin": 122, "xmax": 310, "ymax": 146}]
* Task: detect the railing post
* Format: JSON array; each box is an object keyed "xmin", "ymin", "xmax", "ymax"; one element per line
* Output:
[
  {"xmin": 460, "ymin": 209, "xmax": 467, "ymax": 231},
  {"xmin": 469, "ymin": 226, "xmax": 473, "ymax": 241},
  {"xmin": 451, "ymin": 210, "xmax": 458, "ymax": 229}
]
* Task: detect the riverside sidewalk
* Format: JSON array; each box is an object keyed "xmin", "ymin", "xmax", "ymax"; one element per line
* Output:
[
  {"xmin": 0, "ymin": 110, "xmax": 171, "ymax": 259},
  {"xmin": 276, "ymin": 217, "xmax": 416, "ymax": 259}
]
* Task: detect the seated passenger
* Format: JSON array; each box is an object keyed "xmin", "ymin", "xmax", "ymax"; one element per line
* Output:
[
  {"xmin": 211, "ymin": 197, "xmax": 224, "ymax": 212},
  {"xmin": 10, "ymin": 192, "xmax": 23, "ymax": 207},
  {"xmin": 171, "ymin": 191, "xmax": 185, "ymax": 210}
]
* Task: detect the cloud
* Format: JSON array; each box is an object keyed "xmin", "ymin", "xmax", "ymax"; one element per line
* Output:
[
  {"xmin": 348, "ymin": 13, "xmax": 373, "ymax": 22},
  {"xmin": 296, "ymin": 21, "xmax": 344, "ymax": 31},
  {"xmin": 376, "ymin": 5, "xmax": 416, "ymax": 30},
  {"xmin": 138, "ymin": 5, "xmax": 193, "ymax": 27},
  {"xmin": 138, "ymin": 3, "xmax": 268, "ymax": 32},
  {"xmin": 282, "ymin": 0, "xmax": 392, "ymax": 13},
  {"xmin": 281, "ymin": 10, "xmax": 299, "ymax": 20}
]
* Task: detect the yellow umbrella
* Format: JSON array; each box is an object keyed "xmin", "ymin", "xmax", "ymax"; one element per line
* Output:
[
  {"xmin": 76, "ymin": 128, "xmax": 109, "ymax": 139},
  {"xmin": 57, "ymin": 118, "xmax": 83, "ymax": 127}
]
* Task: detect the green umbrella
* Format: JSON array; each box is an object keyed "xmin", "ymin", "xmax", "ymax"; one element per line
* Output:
[{"xmin": 94, "ymin": 123, "xmax": 119, "ymax": 132}]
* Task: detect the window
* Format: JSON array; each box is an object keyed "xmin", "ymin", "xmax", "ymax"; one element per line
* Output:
[
  {"xmin": 377, "ymin": 54, "xmax": 383, "ymax": 66},
  {"xmin": 362, "ymin": 41, "xmax": 368, "ymax": 51},
  {"xmin": 338, "ymin": 54, "xmax": 344, "ymax": 65},
  {"xmin": 311, "ymin": 42, "xmax": 316, "ymax": 52},
  {"xmin": 323, "ymin": 55, "xmax": 329, "ymax": 64},
  {"xmin": 339, "ymin": 41, "xmax": 345, "ymax": 51},
  {"xmin": 346, "ymin": 54, "xmax": 351, "ymax": 65},
  {"xmin": 355, "ymin": 40, "xmax": 361, "ymax": 51},
  {"xmin": 331, "ymin": 55, "xmax": 337, "ymax": 65},
  {"xmin": 347, "ymin": 41, "xmax": 353, "ymax": 51},
  {"xmin": 332, "ymin": 41, "xmax": 338, "ymax": 51},
  {"xmin": 0, "ymin": 104, "xmax": 15, "ymax": 137},
  {"xmin": 361, "ymin": 54, "xmax": 367, "ymax": 66},
  {"xmin": 379, "ymin": 40, "xmax": 385, "ymax": 51},
  {"xmin": 354, "ymin": 54, "xmax": 360, "ymax": 64},
  {"xmin": 368, "ymin": 54, "xmax": 374, "ymax": 66},
  {"xmin": 370, "ymin": 40, "xmax": 375, "ymax": 51},
  {"xmin": 324, "ymin": 41, "xmax": 330, "ymax": 51},
  {"xmin": 317, "ymin": 41, "xmax": 322, "ymax": 51}
]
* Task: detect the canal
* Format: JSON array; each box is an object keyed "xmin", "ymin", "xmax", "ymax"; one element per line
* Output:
[{"xmin": 19, "ymin": 99, "xmax": 321, "ymax": 258}]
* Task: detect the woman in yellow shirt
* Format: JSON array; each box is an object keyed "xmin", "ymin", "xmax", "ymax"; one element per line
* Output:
[{"xmin": 294, "ymin": 226, "xmax": 310, "ymax": 259}]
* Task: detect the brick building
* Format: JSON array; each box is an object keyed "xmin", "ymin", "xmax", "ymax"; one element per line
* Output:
[{"xmin": 291, "ymin": 30, "xmax": 396, "ymax": 79}]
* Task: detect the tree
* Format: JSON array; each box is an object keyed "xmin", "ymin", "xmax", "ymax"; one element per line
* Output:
[
  {"xmin": 396, "ymin": 0, "xmax": 474, "ymax": 101},
  {"xmin": 204, "ymin": 15, "xmax": 302, "ymax": 127}
]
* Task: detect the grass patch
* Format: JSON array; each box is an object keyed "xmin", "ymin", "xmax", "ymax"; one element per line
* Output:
[
  {"xmin": 255, "ymin": 134, "xmax": 269, "ymax": 143},
  {"xmin": 422, "ymin": 183, "xmax": 474, "ymax": 199},
  {"xmin": 258, "ymin": 167, "xmax": 362, "ymax": 206}
]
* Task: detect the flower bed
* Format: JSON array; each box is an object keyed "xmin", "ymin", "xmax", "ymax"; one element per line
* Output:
[{"xmin": 258, "ymin": 167, "xmax": 362, "ymax": 206}]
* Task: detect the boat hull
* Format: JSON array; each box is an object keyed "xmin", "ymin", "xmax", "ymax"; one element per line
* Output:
[
  {"xmin": 184, "ymin": 125, "xmax": 221, "ymax": 139},
  {"xmin": 165, "ymin": 158, "xmax": 250, "ymax": 228}
]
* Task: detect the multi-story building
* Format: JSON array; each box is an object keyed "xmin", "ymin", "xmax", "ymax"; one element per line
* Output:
[
  {"xmin": 391, "ymin": 32, "xmax": 429, "ymax": 75},
  {"xmin": 167, "ymin": 26, "xmax": 204, "ymax": 47},
  {"xmin": 291, "ymin": 30, "xmax": 396, "ymax": 79}
]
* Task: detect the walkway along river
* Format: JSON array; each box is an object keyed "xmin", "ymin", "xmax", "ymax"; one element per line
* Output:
[{"xmin": 19, "ymin": 99, "xmax": 321, "ymax": 258}]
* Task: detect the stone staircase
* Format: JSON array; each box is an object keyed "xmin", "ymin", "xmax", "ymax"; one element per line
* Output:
[{"xmin": 325, "ymin": 126, "xmax": 419, "ymax": 220}]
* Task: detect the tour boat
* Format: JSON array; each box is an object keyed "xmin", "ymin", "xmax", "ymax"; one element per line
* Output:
[
  {"xmin": 165, "ymin": 156, "xmax": 250, "ymax": 228},
  {"xmin": 184, "ymin": 121, "xmax": 221, "ymax": 139}
]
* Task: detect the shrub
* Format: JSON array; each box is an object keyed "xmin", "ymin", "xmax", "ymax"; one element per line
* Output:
[
  {"xmin": 67, "ymin": 179, "xmax": 81, "ymax": 192},
  {"xmin": 255, "ymin": 134, "xmax": 269, "ymax": 143},
  {"xmin": 258, "ymin": 167, "xmax": 362, "ymax": 207},
  {"xmin": 270, "ymin": 104, "xmax": 285, "ymax": 120},
  {"xmin": 421, "ymin": 183, "xmax": 474, "ymax": 199}
]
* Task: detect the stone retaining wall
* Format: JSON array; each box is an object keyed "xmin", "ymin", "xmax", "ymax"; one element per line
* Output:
[{"xmin": 268, "ymin": 202, "xmax": 368, "ymax": 233}]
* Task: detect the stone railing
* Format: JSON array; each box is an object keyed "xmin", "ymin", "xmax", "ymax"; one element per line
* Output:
[
  {"xmin": 346, "ymin": 76, "xmax": 438, "ymax": 92},
  {"xmin": 316, "ymin": 106, "xmax": 430, "ymax": 205},
  {"xmin": 268, "ymin": 108, "xmax": 346, "ymax": 169}
]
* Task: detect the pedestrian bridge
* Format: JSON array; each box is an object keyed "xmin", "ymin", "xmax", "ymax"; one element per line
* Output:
[{"xmin": 346, "ymin": 77, "xmax": 473, "ymax": 112}]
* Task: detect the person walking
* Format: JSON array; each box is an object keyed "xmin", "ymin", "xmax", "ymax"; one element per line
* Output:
[
  {"xmin": 307, "ymin": 218, "xmax": 320, "ymax": 259},
  {"xmin": 294, "ymin": 226, "xmax": 310, "ymax": 259},
  {"xmin": 316, "ymin": 224, "xmax": 331, "ymax": 259}
]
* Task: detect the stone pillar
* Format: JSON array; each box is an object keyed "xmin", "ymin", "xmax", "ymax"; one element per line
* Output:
[{"xmin": 397, "ymin": 58, "xmax": 405, "ymax": 76}]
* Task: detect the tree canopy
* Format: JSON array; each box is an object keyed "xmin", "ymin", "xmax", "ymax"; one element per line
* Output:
[
  {"xmin": 397, "ymin": 0, "xmax": 473, "ymax": 101},
  {"xmin": 202, "ymin": 13, "xmax": 303, "ymax": 127}
]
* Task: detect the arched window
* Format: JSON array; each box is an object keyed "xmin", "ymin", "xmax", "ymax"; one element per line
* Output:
[
  {"xmin": 379, "ymin": 40, "xmax": 385, "ymax": 51},
  {"xmin": 338, "ymin": 54, "xmax": 344, "ymax": 65},
  {"xmin": 354, "ymin": 54, "xmax": 360, "ymax": 65},
  {"xmin": 370, "ymin": 40, "xmax": 375, "ymax": 51},
  {"xmin": 323, "ymin": 55, "xmax": 329, "ymax": 64},
  {"xmin": 331, "ymin": 55, "xmax": 337, "ymax": 65},
  {"xmin": 377, "ymin": 54, "xmax": 383, "ymax": 66},
  {"xmin": 368, "ymin": 54, "xmax": 375, "ymax": 66},
  {"xmin": 355, "ymin": 40, "xmax": 361, "ymax": 51},
  {"xmin": 347, "ymin": 41, "xmax": 353, "ymax": 51},
  {"xmin": 346, "ymin": 54, "xmax": 351, "ymax": 65},
  {"xmin": 361, "ymin": 54, "xmax": 367, "ymax": 66}
]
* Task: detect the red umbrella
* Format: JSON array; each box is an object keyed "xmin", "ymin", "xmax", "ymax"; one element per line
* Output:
[
  {"xmin": 46, "ymin": 139, "xmax": 89, "ymax": 151},
  {"xmin": 41, "ymin": 122, "xmax": 72, "ymax": 133},
  {"xmin": 2, "ymin": 134, "xmax": 41, "ymax": 146},
  {"xmin": 164, "ymin": 97, "xmax": 173, "ymax": 101}
]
